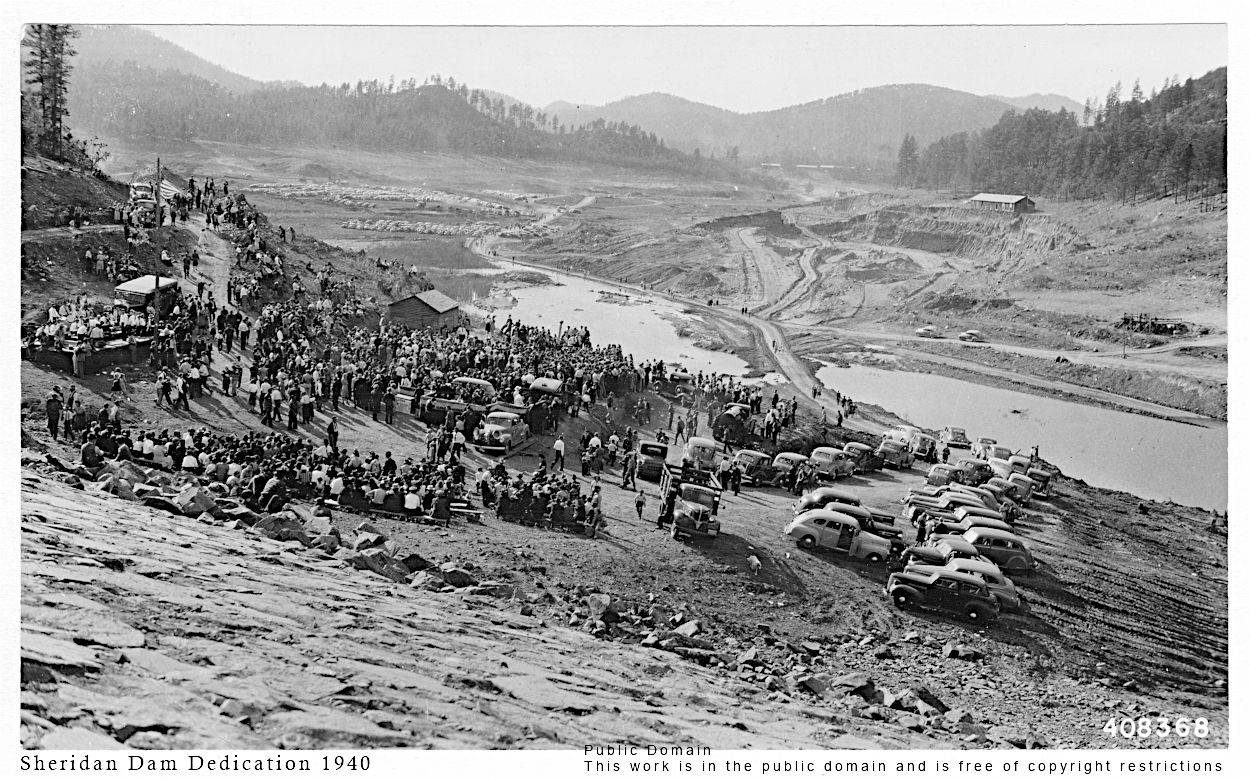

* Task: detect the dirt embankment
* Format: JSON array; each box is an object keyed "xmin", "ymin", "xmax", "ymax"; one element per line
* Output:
[
  {"xmin": 695, "ymin": 210, "xmax": 803, "ymax": 239},
  {"xmin": 812, "ymin": 207, "xmax": 1084, "ymax": 264},
  {"xmin": 905, "ymin": 342, "xmax": 1227, "ymax": 420}
]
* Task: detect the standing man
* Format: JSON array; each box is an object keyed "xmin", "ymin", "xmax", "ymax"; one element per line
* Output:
[
  {"xmin": 45, "ymin": 388, "xmax": 63, "ymax": 441},
  {"xmin": 553, "ymin": 435, "xmax": 566, "ymax": 471}
]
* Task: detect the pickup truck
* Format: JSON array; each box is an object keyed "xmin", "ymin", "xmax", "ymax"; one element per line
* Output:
[{"xmin": 659, "ymin": 464, "xmax": 722, "ymax": 541}]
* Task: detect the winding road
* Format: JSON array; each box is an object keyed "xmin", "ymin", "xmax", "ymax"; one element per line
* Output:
[{"xmin": 467, "ymin": 201, "xmax": 1223, "ymax": 428}]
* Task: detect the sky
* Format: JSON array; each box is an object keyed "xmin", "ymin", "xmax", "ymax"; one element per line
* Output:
[{"xmin": 138, "ymin": 24, "xmax": 1227, "ymax": 113}]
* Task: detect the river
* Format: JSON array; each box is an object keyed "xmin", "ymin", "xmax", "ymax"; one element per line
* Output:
[
  {"xmin": 465, "ymin": 265, "xmax": 751, "ymax": 377},
  {"xmin": 463, "ymin": 255, "xmax": 1224, "ymax": 510},
  {"xmin": 816, "ymin": 363, "xmax": 1226, "ymax": 511}
]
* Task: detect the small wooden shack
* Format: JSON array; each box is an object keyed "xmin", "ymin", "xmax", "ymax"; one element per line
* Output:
[
  {"xmin": 968, "ymin": 193, "xmax": 1036, "ymax": 214},
  {"xmin": 384, "ymin": 289, "xmax": 460, "ymax": 330}
]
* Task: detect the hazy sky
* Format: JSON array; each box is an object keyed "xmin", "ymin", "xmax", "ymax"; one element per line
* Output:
[{"xmin": 141, "ymin": 25, "xmax": 1226, "ymax": 113}]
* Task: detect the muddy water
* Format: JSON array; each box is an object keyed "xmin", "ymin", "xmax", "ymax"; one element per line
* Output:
[
  {"xmin": 465, "ymin": 266, "xmax": 751, "ymax": 376},
  {"xmin": 816, "ymin": 363, "xmax": 1226, "ymax": 510}
]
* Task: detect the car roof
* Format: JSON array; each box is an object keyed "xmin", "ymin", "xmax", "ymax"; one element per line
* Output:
[
  {"xmin": 942, "ymin": 557, "xmax": 1002, "ymax": 576},
  {"xmin": 809, "ymin": 486, "xmax": 859, "ymax": 500},
  {"xmin": 777, "ymin": 452, "xmax": 807, "ymax": 460},
  {"xmin": 811, "ymin": 446, "xmax": 841, "ymax": 455},
  {"xmin": 688, "ymin": 437, "xmax": 717, "ymax": 447},
  {"xmin": 932, "ymin": 537, "xmax": 979, "ymax": 554},
  {"xmin": 796, "ymin": 509, "xmax": 859, "ymax": 525},
  {"xmin": 736, "ymin": 449, "xmax": 767, "ymax": 458},
  {"xmin": 488, "ymin": 411, "xmax": 520, "ymax": 419},
  {"xmin": 916, "ymin": 569, "xmax": 988, "ymax": 587},
  {"xmin": 844, "ymin": 442, "xmax": 870, "ymax": 451},
  {"xmin": 964, "ymin": 527, "xmax": 1026, "ymax": 542}
]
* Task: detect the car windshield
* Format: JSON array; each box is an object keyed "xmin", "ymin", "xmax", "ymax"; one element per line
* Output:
[{"xmin": 681, "ymin": 487, "xmax": 715, "ymax": 505}]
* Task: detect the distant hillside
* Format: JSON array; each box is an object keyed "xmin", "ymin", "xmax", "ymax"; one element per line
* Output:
[
  {"xmin": 550, "ymin": 85, "xmax": 1013, "ymax": 169},
  {"xmin": 74, "ymin": 25, "xmax": 265, "ymax": 95},
  {"xmin": 66, "ymin": 60, "xmax": 747, "ymax": 181},
  {"xmin": 545, "ymin": 93, "xmax": 741, "ymax": 157},
  {"xmin": 987, "ymin": 93, "xmax": 1085, "ymax": 116}
]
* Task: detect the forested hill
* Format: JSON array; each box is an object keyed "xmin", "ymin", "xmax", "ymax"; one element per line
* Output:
[
  {"xmin": 74, "ymin": 25, "xmax": 265, "ymax": 95},
  {"xmin": 913, "ymin": 68, "xmax": 1227, "ymax": 200},
  {"xmin": 68, "ymin": 61, "xmax": 747, "ymax": 180}
]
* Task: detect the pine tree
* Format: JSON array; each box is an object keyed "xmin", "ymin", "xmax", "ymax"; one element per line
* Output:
[
  {"xmin": 22, "ymin": 23, "xmax": 79, "ymax": 159},
  {"xmin": 896, "ymin": 134, "xmax": 920, "ymax": 185}
]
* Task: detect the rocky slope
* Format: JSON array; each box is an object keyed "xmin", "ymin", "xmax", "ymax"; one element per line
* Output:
[{"xmin": 22, "ymin": 468, "xmax": 958, "ymax": 749}]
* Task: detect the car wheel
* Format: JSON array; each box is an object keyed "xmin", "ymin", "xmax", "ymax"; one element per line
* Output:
[
  {"xmin": 797, "ymin": 535, "xmax": 816, "ymax": 550},
  {"xmin": 670, "ymin": 523, "xmax": 680, "ymax": 540},
  {"xmin": 965, "ymin": 604, "xmax": 985, "ymax": 624},
  {"xmin": 892, "ymin": 591, "xmax": 910, "ymax": 610}
]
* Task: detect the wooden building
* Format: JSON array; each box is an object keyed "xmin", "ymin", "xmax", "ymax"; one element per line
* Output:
[
  {"xmin": 968, "ymin": 193, "xmax": 1036, "ymax": 214},
  {"xmin": 384, "ymin": 289, "xmax": 460, "ymax": 330}
]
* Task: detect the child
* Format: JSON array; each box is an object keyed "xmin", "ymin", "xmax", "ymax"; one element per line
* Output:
[{"xmin": 634, "ymin": 490, "xmax": 646, "ymax": 521}]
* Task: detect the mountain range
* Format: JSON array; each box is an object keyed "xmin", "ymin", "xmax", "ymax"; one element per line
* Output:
[{"xmin": 66, "ymin": 25, "xmax": 1085, "ymax": 169}]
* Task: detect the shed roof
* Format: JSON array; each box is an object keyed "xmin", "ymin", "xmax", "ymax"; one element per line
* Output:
[
  {"xmin": 389, "ymin": 289, "xmax": 459, "ymax": 314},
  {"xmin": 969, "ymin": 193, "xmax": 1031, "ymax": 204}
]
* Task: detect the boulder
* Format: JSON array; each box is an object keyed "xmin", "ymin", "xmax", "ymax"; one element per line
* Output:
[
  {"xmin": 797, "ymin": 674, "xmax": 830, "ymax": 695},
  {"xmin": 355, "ymin": 521, "xmax": 384, "ymax": 537},
  {"xmin": 438, "ymin": 563, "xmax": 478, "ymax": 588},
  {"xmin": 337, "ymin": 548, "xmax": 410, "ymax": 583},
  {"xmin": 353, "ymin": 531, "xmax": 386, "ymax": 550},
  {"xmin": 410, "ymin": 570, "xmax": 445, "ymax": 591},
  {"xmin": 303, "ymin": 513, "xmax": 336, "ymax": 537},
  {"xmin": 221, "ymin": 505, "xmax": 260, "ymax": 527},
  {"xmin": 942, "ymin": 642, "xmax": 983, "ymax": 661},
  {"xmin": 399, "ymin": 552, "xmax": 432, "ymax": 572},
  {"xmin": 94, "ymin": 475, "xmax": 137, "ymax": 501},
  {"xmin": 828, "ymin": 671, "xmax": 879, "ymax": 702},
  {"xmin": 673, "ymin": 619, "xmax": 702, "ymax": 638},
  {"xmin": 254, "ymin": 514, "xmax": 311, "ymax": 545},
  {"xmin": 140, "ymin": 495, "xmax": 183, "ymax": 515},
  {"xmin": 310, "ymin": 534, "xmax": 341, "ymax": 554},
  {"xmin": 736, "ymin": 647, "xmax": 761, "ymax": 667},
  {"xmin": 173, "ymin": 485, "xmax": 220, "ymax": 517}
]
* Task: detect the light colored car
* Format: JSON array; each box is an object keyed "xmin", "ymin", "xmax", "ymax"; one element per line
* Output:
[
  {"xmin": 682, "ymin": 437, "xmax": 721, "ymax": 472},
  {"xmin": 478, "ymin": 411, "xmax": 529, "ymax": 450},
  {"xmin": 772, "ymin": 452, "xmax": 809, "ymax": 477},
  {"xmin": 915, "ymin": 325, "xmax": 942, "ymax": 339},
  {"xmin": 1026, "ymin": 467, "xmax": 1052, "ymax": 499},
  {"xmin": 907, "ymin": 432, "xmax": 938, "ymax": 462},
  {"xmin": 906, "ymin": 558, "xmax": 1023, "ymax": 612},
  {"xmin": 794, "ymin": 486, "xmax": 861, "ymax": 514},
  {"xmin": 809, "ymin": 446, "xmax": 855, "ymax": 480},
  {"xmin": 785, "ymin": 509, "xmax": 893, "ymax": 562},
  {"xmin": 940, "ymin": 427, "xmax": 972, "ymax": 449},
  {"xmin": 930, "ymin": 510, "xmax": 1013, "ymax": 536},
  {"xmin": 962, "ymin": 527, "xmax": 1037, "ymax": 572},
  {"xmin": 958, "ymin": 330, "xmax": 985, "ymax": 342},
  {"xmin": 875, "ymin": 439, "xmax": 915, "ymax": 469}
]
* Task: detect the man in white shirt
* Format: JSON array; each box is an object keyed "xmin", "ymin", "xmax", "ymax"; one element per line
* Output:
[{"xmin": 552, "ymin": 436, "xmax": 566, "ymax": 470}]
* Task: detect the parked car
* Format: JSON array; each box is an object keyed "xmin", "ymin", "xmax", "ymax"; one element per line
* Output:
[
  {"xmin": 771, "ymin": 452, "xmax": 809, "ymax": 482},
  {"xmin": 940, "ymin": 426, "xmax": 972, "ymax": 450},
  {"xmin": 1026, "ymin": 467, "xmax": 1053, "ymax": 499},
  {"xmin": 953, "ymin": 457, "xmax": 994, "ymax": 486},
  {"xmin": 958, "ymin": 330, "xmax": 985, "ymax": 342},
  {"xmin": 818, "ymin": 501, "xmax": 901, "ymax": 538},
  {"xmin": 926, "ymin": 463, "xmax": 960, "ymax": 486},
  {"xmin": 843, "ymin": 442, "xmax": 882, "ymax": 473},
  {"xmin": 875, "ymin": 439, "xmax": 915, "ymax": 469},
  {"xmin": 930, "ymin": 509, "xmax": 1014, "ymax": 537},
  {"xmin": 636, "ymin": 441, "xmax": 670, "ymax": 482},
  {"xmin": 1006, "ymin": 474, "xmax": 1036, "ymax": 505},
  {"xmin": 971, "ymin": 438, "xmax": 1000, "ymax": 461},
  {"xmin": 908, "ymin": 432, "xmax": 939, "ymax": 463},
  {"xmin": 793, "ymin": 486, "xmax": 861, "ymax": 514},
  {"xmin": 891, "ymin": 536, "xmax": 990, "ymax": 572},
  {"xmin": 682, "ymin": 437, "xmax": 722, "ymax": 473},
  {"xmin": 915, "ymin": 325, "xmax": 942, "ymax": 339},
  {"xmin": 1007, "ymin": 454, "xmax": 1032, "ymax": 475},
  {"xmin": 809, "ymin": 446, "xmax": 856, "ymax": 480},
  {"xmin": 475, "ymin": 411, "xmax": 530, "ymax": 453},
  {"xmin": 883, "ymin": 426, "xmax": 915, "ymax": 445},
  {"xmin": 906, "ymin": 558, "xmax": 1024, "ymax": 613},
  {"xmin": 885, "ymin": 569, "xmax": 1000, "ymax": 624},
  {"xmin": 961, "ymin": 527, "xmax": 1037, "ymax": 572},
  {"xmin": 785, "ymin": 509, "xmax": 894, "ymax": 562},
  {"xmin": 906, "ymin": 492, "xmax": 996, "ymax": 523},
  {"xmin": 733, "ymin": 450, "xmax": 779, "ymax": 486}
]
